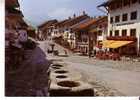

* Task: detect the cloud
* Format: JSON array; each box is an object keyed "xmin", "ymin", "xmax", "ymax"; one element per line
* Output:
[
  {"xmin": 48, "ymin": 8, "xmax": 74, "ymax": 20},
  {"xmin": 19, "ymin": 0, "xmax": 106, "ymax": 26}
]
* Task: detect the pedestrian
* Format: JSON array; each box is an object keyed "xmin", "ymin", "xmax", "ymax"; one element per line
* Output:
[
  {"xmin": 89, "ymin": 51, "xmax": 92, "ymax": 58},
  {"xmin": 64, "ymin": 49, "xmax": 67, "ymax": 55},
  {"xmin": 93, "ymin": 50, "xmax": 96, "ymax": 57}
]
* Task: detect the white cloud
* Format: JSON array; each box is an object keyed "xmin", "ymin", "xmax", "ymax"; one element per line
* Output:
[{"xmin": 48, "ymin": 8, "xmax": 74, "ymax": 20}]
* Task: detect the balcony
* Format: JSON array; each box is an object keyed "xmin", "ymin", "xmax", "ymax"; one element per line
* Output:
[{"xmin": 107, "ymin": 36, "xmax": 137, "ymax": 41}]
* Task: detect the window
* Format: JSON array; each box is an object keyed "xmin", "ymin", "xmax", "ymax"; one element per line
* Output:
[
  {"xmin": 130, "ymin": 29, "xmax": 136, "ymax": 37},
  {"xmin": 115, "ymin": 30, "xmax": 119, "ymax": 36},
  {"xmin": 98, "ymin": 31, "xmax": 102, "ymax": 36},
  {"xmin": 122, "ymin": 13, "xmax": 128, "ymax": 21},
  {"xmin": 122, "ymin": 29, "xmax": 127, "ymax": 36},
  {"xmin": 110, "ymin": 31, "xmax": 113, "ymax": 36},
  {"xmin": 83, "ymin": 38, "xmax": 87, "ymax": 42},
  {"xmin": 99, "ymin": 25, "xmax": 102, "ymax": 28},
  {"xmin": 131, "ymin": 11, "xmax": 137, "ymax": 20},
  {"xmin": 115, "ymin": 15, "xmax": 120, "ymax": 23},
  {"xmin": 110, "ymin": 17, "xmax": 113, "ymax": 23}
]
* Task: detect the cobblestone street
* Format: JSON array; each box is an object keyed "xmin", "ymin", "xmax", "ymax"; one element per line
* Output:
[{"xmin": 45, "ymin": 41, "xmax": 140, "ymax": 96}]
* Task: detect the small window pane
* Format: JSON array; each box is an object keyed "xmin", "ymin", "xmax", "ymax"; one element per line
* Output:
[
  {"xmin": 131, "ymin": 11, "xmax": 137, "ymax": 20},
  {"xmin": 122, "ymin": 13, "xmax": 128, "ymax": 21},
  {"xmin": 115, "ymin": 30, "xmax": 119, "ymax": 36},
  {"xmin": 130, "ymin": 29, "xmax": 136, "ymax": 37},
  {"xmin": 110, "ymin": 17, "xmax": 113, "ymax": 23},
  {"xmin": 122, "ymin": 29, "xmax": 127, "ymax": 36},
  {"xmin": 115, "ymin": 15, "xmax": 120, "ymax": 23},
  {"xmin": 110, "ymin": 31, "xmax": 112, "ymax": 36}
]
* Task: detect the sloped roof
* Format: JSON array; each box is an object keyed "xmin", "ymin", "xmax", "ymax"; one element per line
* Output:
[
  {"xmin": 70, "ymin": 18, "xmax": 91, "ymax": 29},
  {"xmin": 38, "ymin": 19, "xmax": 58, "ymax": 28},
  {"xmin": 78, "ymin": 19, "xmax": 97, "ymax": 29},
  {"xmin": 71, "ymin": 16, "xmax": 107, "ymax": 31},
  {"xmin": 88, "ymin": 16, "xmax": 107, "ymax": 31},
  {"xmin": 54, "ymin": 19, "xmax": 70, "ymax": 27},
  {"xmin": 61, "ymin": 14, "xmax": 90, "ymax": 27},
  {"xmin": 19, "ymin": 19, "xmax": 28, "ymax": 27},
  {"xmin": 72, "ymin": 18, "xmax": 99, "ymax": 31}
]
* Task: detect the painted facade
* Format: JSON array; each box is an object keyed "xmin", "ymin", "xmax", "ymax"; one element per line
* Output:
[
  {"xmin": 38, "ymin": 20, "xmax": 58, "ymax": 40},
  {"xmin": 99, "ymin": 0, "xmax": 140, "ymax": 55}
]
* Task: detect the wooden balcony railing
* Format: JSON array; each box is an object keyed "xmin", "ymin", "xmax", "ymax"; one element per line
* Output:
[{"xmin": 107, "ymin": 36, "xmax": 137, "ymax": 41}]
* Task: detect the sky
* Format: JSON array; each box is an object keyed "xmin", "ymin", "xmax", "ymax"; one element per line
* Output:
[{"xmin": 18, "ymin": 0, "xmax": 107, "ymax": 26}]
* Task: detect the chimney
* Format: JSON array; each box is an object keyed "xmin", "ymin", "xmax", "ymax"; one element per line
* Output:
[
  {"xmin": 83, "ymin": 11, "xmax": 86, "ymax": 15},
  {"xmin": 68, "ymin": 16, "xmax": 71, "ymax": 20},
  {"xmin": 90, "ymin": 17, "xmax": 93, "ymax": 19},
  {"xmin": 98, "ymin": 16, "xmax": 102, "ymax": 18},
  {"xmin": 73, "ymin": 14, "xmax": 76, "ymax": 18}
]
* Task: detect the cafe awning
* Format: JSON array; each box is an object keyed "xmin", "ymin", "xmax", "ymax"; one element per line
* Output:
[
  {"xmin": 102, "ymin": 40, "xmax": 114, "ymax": 48},
  {"xmin": 102, "ymin": 40, "xmax": 133, "ymax": 49}
]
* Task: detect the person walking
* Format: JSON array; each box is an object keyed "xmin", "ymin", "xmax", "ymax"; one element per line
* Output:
[{"xmin": 64, "ymin": 49, "xmax": 68, "ymax": 55}]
